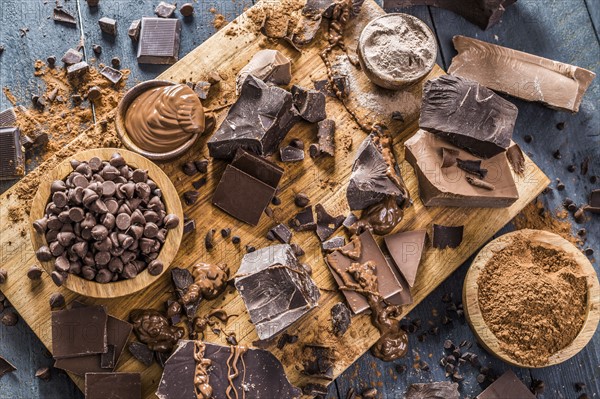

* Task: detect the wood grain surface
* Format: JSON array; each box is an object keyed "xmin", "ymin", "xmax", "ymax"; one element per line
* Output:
[
  {"xmin": 29, "ymin": 148, "xmax": 184, "ymax": 299},
  {"xmin": 464, "ymin": 229, "xmax": 600, "ymax": 368},
  {"xmin": 2, "ymin": 0, "xmax": 599, "ymax": 398},
  {"xmin": 0, "ymin": 0, "xmax": 550, "ymax": 397}
]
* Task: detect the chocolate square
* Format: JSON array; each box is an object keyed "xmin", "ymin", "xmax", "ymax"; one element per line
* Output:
[
  {"xmin": 84, "ymin": 372, "xmax": 141, "ymax": 399},
  {"xmin": 51, "ymin": 305, "xmax": 108, "ymax": 359},
  {"xmin": 137, "ymin": 17, "xmax": 181, "ymax": 64}
]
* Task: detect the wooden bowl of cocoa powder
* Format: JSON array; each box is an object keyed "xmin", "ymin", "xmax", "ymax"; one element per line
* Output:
[{"xmin": 463, "ymin": 229, "xmax": 600, "ymax": 368}]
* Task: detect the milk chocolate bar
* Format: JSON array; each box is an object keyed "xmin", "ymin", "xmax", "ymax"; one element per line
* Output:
[
  {"xmin": 382, "ymin": 0, "xmax": 516, "ymax": 30},
  {"xmin": 384, "ymin": 230, "xmax": 427, "ymax": 287},
  {"xmin": 405, "ymin": 130, "xmax": 519, "ymax": 208},
  {"xmin": 234, "ymin": 244, "xmax": 320, "ymax": 340},
  {"xmin": 156, "ymin": 340, "xmax": 302, "ymax": 398},
  {"xmin": 448, "ymin": 36, "xmax": 596, "ymax": 113},
  {"xmin": 208, "ymin": 75, "xmax": 300, "ymax": 159},
  {"xmin": 137, "ymin": 17, "xmax": 181, "ymax": 64},
  {"xmin": 420, "ymin": 75, "xmax": 518, "ymax": 158}
]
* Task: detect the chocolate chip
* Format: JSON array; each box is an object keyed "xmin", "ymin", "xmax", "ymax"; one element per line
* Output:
[
  {"xmin": 556, "ymin": 122, "xmax": 565, "ymax": 130},
  {"xmin": 205, "ymin": 229, "xmax": 215, "ymax": 250},
  {"xmin": 92, "ymin": 44, "xmax": 102, "ymax": 55},
  {"xmin": 290, "ymin": 138, "xmax": 304, "ymax": 149},
  {"xmin": 180, "ymin": 3, "xmax": 194, "ymax": 16},
  {"xmin": 1, "ymin": 311, "xmax": 18, "ymax": 326},
  {"xmin": 183, "ymin": 190, "xmax": 200, "ymax": 205},
  {"xmin": 111, "ymin": 57, "xmax": 120, "ymax": 69},
  {"xmin": 232, "ymin": 236, "xmax": 241, "ymax": 244},
  {"xmin": 294, "ymin": 192, "xmax": 310, "ymax": 207},
  {"xmin": 27, "ymin": 266, "xmax": 43, "ymax": 280},
  {"xmin": 245, "ymin": 245, "xmax": 255, "ymax": 253},
  {"xmin": 47, "ymin": 55, "xmax": 56, "ymax": 66},
  {"xmin": 194, "ymin": 159, "xmax": 209, "ymax": 173},
  {"xmin": 271, "ymin": 196, "xmax": 281, "ymax": 206},
  {"xmin": 49, "ymin": 293, "xmax": 65, "ymax": 309},
  {"xmin": 220, "ymin": 228, "xmax": 231, "ymax": 238},
  {"xmin": 567, "ymin": 164, "xmax": 576, "ymax": 173},
  {"xmin": 192, "ymin": 177, "xmax": 207, "ymax": 190},
  {"xmin": 584, "ymin": 248, "xmax": 594, "ymax": 256},
  {"xmin": 182, "ymin": 162, "xmax": 198, "ymax": 176},
  {"xmin": 553, "ymin": 149, "xmax": 562, "ymax": 159},
  {"xmin": 164, "ymin": 214, "xmax": 180, "ymax": 229},
  {"xmin": 147, "ymin": 260, "xmax": 163, "ymax": 276},
  {"xmin": 476, "ymin": 374, "xmax": 486, "ymax": 384},
  {"xmin": 395, "ymin": 364, "xmax": 406, "ymax": 374}
]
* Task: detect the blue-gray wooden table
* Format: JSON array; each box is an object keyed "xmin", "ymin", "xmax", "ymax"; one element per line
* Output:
[{"xmin": 1, "ymin": 0, "xmax": 598, "ymax": 398}]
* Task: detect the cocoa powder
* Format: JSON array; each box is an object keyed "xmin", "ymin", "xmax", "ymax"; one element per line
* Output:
[{"xmin": 477, "ymin": 239, "xmax": 588, "ymax": 366}]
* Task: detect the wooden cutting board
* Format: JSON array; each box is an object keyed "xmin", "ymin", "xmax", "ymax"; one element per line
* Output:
[{"xmin": 0, "ymin": 0, "xmax": 549, "ymax": 397}]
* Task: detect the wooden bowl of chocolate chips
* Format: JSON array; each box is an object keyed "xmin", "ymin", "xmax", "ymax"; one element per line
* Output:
[
  {"xmin": 29, "ymin": 148, "xmax": 184, "ymax": 299},
  {"xmin": 463, "ymin": 229, "xmax": 600, "ymax": 368}
]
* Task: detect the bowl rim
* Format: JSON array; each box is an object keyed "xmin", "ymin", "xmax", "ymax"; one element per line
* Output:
[
  {"xmin": 463, "ymin": 228, "xmax": 600, "ymax": 368},
  {"xmin": 29, "ymin": 147, "xmax": 184, "ymax": 299},
  {"xmin": 115, "ymin": 79, "xmax": 200, "ymax": 162},
  {"xmin": 357, "ymin": 13, "xmax": 438, "ymax": 90}
]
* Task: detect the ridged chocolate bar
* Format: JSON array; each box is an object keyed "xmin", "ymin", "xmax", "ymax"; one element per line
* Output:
[{"xmin": 0, "ymin": 127, "xmax": 25, "ymax": 180}]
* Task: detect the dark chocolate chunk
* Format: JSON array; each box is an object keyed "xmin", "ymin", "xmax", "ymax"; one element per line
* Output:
[
  {"xmin": 289, "ymin": 206, "xmax": 316, "ymax": 232},
  {"xmin": 128, "ymin": 19, "xmax": 141, "ymax": 41},
  {"xmin": 383, "ymin": 0, "xmax": 516, "ymax": 30},
  {"xmin": 477, "ymin": 370, "xmax": 536, "ymax": 399},
  {"xmin": 85, "ymin": 373, "xmax": 141, "ymax": 399},
  {"xmin": 193, "ymin": 81, "xmax": 211, "ymax": 100},
  {"xmin": 156, "ymin": 340, "xmax": 302, "ymax": 398},
  {"xmin": 191, "ymin": 177, "xmax": 207, "ymax": 190},
  {"xmin": 128, "ymin": 342, "xmax": 154, "ymax": 367},
  {"xmin": 420, "ymin": 75, "xmax": 517, "ymax": 158},
  {"xmin": 0, "ymin": 356, "xmax": 16, "ymax": 378},
  {"xmin": 98, "ymin": 17, "xmax": 117, "ymax": 35},
  {"xmin": 270, "ymin": 223, "xmax": 293, "ymax": 244},
  {"xmin": 0, "ymin": 127, "xmax": 25, "ymax": 180},
  {"xmin": 208, "ymin": 75, "xmax": 299, "ymax": 159},
  {"xmin": 332, "ymin": 74, "xmax": 350, "ymax": 97},
  {"xmin": 302, "ymin": 344, "xmax": 335, "ymax": 380},
  {"xmin": 100, "ymin": 344, "xmax": 116, "ymax": 369},
  {"xmin": 342, "ymin": 213, "xmax": 359, "ymax": 230},
  {"xmin": 49, "ymin": 292, "xmax": 65, "ymax": 309},
  {"xmin": 291, "ymin": 85, "xmax": 326, "ymax": 123},
  {"xmin": 404, "ymin": 381, "xmax": 460, "ymax": 399},
  {"xmin": 236, "ymin": 50, "xmax": 292, "ymax": 95},
  {"xmin": 1, "ymin": 311, "xmax": 17, "ymax": 326},
  {"xmin": 294, "ymin": 192, "xmax": 310, "ymax": 207},
  {"xmin": 457, "ymin": 158, "xmax": 487, "ymax": 179},
  {"xmin": 155, "ymin": 1, "xmax": 176, "ymax": 18},
  {"xmin": 171, "ymin": 268, "xmax": 199, "ymax": 319},
  {"xmin": 182, "ymin": 190, "xmax": 199, "ymax": 205},
  {"xmin": 347, "ymin": 134, "xmax": 406, "ymax": 210},
  {"xmin": 317, "ymin": 119, "xmax": 335, "ymax": 156},
  {"xmin": 432, "ymin": 224, "xmax": 463, "ymax": 249},
  {"xmin": 27, "ymin": 265, "xmax": 43, "ymax": 280},
  {"xmin": 100, "ymin": 66, "xmax": 123, "ymax": 84},
  {"xmin": 212, "ymin": 149, "xmax": 283, "ymax": 225},
  {"xmin": 52, "ymin": 7, "xmax": 77, "ymax": 25},
  {"xmin": 331, "ymin": 302, "xmax": 351, "ymax": 337},
  {"xmin": 315, "ymin": 203, "xmax": 344, "ymax": 241},
  {"xmin": 506, "ymin": 142, "xmax": 525, "ymax": 175},
  {"xmin": 584, "ymin": 189, "xmax": 600, "ymax": 214},
  {"xmin": 66, "ymin": 61, "xmax": 89, "ymax": 79},
  {"xmin": 280, "ymin": 145, "xmax": 305, "ymax": 162},
  {"xmin": 204, "ymin": 229, "xmax": 215, "ymax": 250},
  {"xmin": 321, "ymin": 236, "xmax": 345, "ymax": 251},
  {"xmin": 137, "ymin": 17, "xmax": 181, "ymax": 64},
  {"xmin": 234, "ymin": 244, "xmax": 320, "ymax": 340},
  {"xmin": 52, "ymin": 305, "xmax": 108, "ymax": 358}
]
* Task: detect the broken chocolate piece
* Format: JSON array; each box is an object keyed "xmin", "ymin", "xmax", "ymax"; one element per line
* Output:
[
  {"xmin": 53, "ymin": 7, "xmax": 77, "ymax": 26},
  {"xmin": 67, "ymin": 61, "xmax": 89, "ymax": 79},
  {"xmin": 155, "ymin": 1, "xmax": 176, "ymax": 18},
  {"xmin": 317, "ymin": 119, "xmax": 335, "ymax": 156},
  {"xmin": 100, "ymin": 66, "xmax": 123, "ymax": 84},
  {"xmin": 61, "ymin": 48, "xmax": 83, "ymax": 65},
  {"xmin": 156, "ymin": 340, "xmax": 302, "ymax": 398},
  {"xmin": 315, "ymin": 204, "xmax": 344, "ymax": 241},
  {"xmin": 331, "ymin": 302, "xmax": 351, "ymax": 337},
  {"xmin": 0, "ymin": 127, "xmax": 25, "ymax": 180},
  {"xmin": 101, "ymin": 345, "xmax": 116, "ymax": 369},
  {"xmin": 128, "ymin": 19, "xmax": 141, "ymax": 41},
  {"xmin": 55, "ymin": 312, "xmax": 132, "ymax": 376},
  {"xmin": 432, "ymin": 224, "xmax": 463, "ymax": 249},
  {"xmin": 291, "ymin": 14, "xmax": 322, "ymax": 46},
  {"xmin": 280, "ymin": 145, "xmax": 305, "ymax": 162},
  {"xmin": 209, "ymin": 75, "xmax": 299, "ymax": 159},
  {"xmin": 98, "ymin": 17, "xmax": 117, "ymax": 35},
  {"xmin": 291, "ymin": 85, "xmax": 326, "ymax": 123},
  {"xmin": 303, "ymin": 0, "xmax": 336, "ymax": 17},
  {"xmin": 322, "ymin": 236, "xmax": 346, "ymax": 251},
  {"xmin": 85, "ymin": 373, "xmax": 141, "ymax": 399},
  {"xmin": 326, "ymin": 230, "xmax": 408, "ymax": 313},
  {"xmin": 585, "ymin": 189, "xmax": 600, "ymax": 214},
  {"xmin": 404, "ymin": 381, "xmax": 460, "ymax": 399},
  {"xmin": 476, "ymin": 370, "xmax": 536, "ymax": 399},
  {"xmin": 52, "ymin": 305, "xmax": 108, "ymax": 358},
  {"xmin": 289, "ymin": 206, "xmax": 317, "ymax": 232},
  {"xmin": 234, "ymin": 244, "xmax": 320, "ymax": 340},
  {"xmin": 405, "ymin": 130, "xmax": 519, "ymax": 208},
  {"xmin": 193, "ymin": 81, "xmax": 211, "ymax": 100},
  {"xmin": 441, "ymin": 147, "xmax": 459, "ymax": 168},
  {"xmin": 171, "ymin": 268, "xmax": 199, "ymax": 318},
  {"xmin": 302, "ymin": 344, "xmax": 335, "ymax": 380},
  {"xmin": 212, "ymin": 149, "xmax": 283, "ymax": 225},
  {"xmin": 0, "ymin": 356, "xmax": 16, "ymax": 378},
  {"xmin": 347, "ymin": 134, "xmax": 408, "ymax": 210},
  {"xmin": 384, "ymin": 230, "xmax": 426, "ymax": 287},
  {"xmin": 382, "ymin": 0, "xmax": 516, "ymax": 30},
  {"xmin": 270, "ymin": 223, "xmax": 293, "ymax": 244},
  {"xmin": 236, "ymin": 50, "xmax": 292, "ymax": 95},
  {"xmin": 137, "ymin": 17, "xmax": 181, "ymax": 64},
  {"xmin": 449, "ymin": 36, "xmax": 596, "ymax": 113},
  {"xmin": 128, "ymin": 342, "xmax": 155, "ymax": 367},
  {"xmin": 420, "ymin": 75, "xmax": 517, "ymax": 158},
  {"xmin": 506, "ymin": 142, "xmax": 525, "ymax": 176}
]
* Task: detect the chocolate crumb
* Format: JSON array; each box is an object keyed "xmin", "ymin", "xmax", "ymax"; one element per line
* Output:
[{"xmin": 556, "ymin": 122, "xmax": 565, "ymax": 130}]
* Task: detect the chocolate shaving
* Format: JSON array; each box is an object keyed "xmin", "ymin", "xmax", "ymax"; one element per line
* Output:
[
  {"xmin": 456, "ymin": 158, "xmax": 487, "ymax": 179},
  {"xmin": 466, "ymin": 176, "xmax": 495, "ymax": 191}
]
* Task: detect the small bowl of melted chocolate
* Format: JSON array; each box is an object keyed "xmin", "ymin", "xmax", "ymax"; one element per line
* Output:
[{"xmin": 116, "ymin": 80, "xmax": 205, "ymax": 161}]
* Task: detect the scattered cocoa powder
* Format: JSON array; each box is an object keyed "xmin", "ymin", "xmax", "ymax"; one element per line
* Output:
[
  {"xmin": 213, "ymin": 14, "xmax": 227, "ymax": 30},
  {"xmin": 478, "ymin": 239, "xmax": 588, "ymax": 366},
  {"xmin": 513, "ymin": 199, "xmax": 583, "ymax": 247}
]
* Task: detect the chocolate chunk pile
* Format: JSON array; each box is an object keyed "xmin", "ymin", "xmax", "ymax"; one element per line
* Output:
[{"xmin": 33, "ymin": 152, "xmax": 179, "ymax": 285}]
